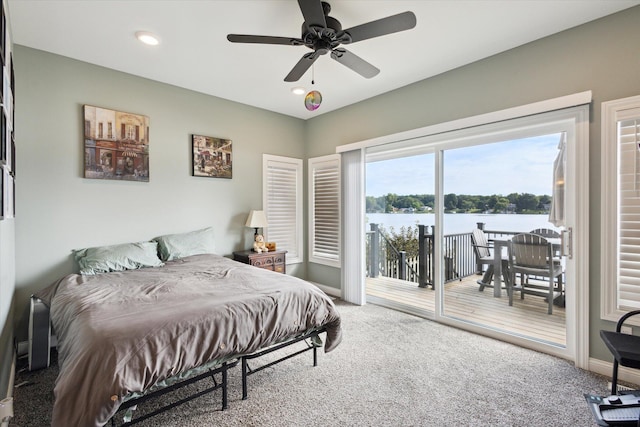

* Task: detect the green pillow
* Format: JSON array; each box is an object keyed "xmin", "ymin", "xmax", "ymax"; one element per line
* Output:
[
  {"xmin": 153, "ymin": 227, "xmax": 216, "ymax": 261},
  {"xmin": 73, "ymin": 241, "xmax": 164, "ymax": 275}
]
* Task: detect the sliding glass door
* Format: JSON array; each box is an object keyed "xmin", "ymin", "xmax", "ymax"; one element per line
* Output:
[
  {"xmin": 365, "ymin": 152, "xmax": 435, "ymax": 317},
  {"xmin": 359, "ymin": 105, "xmax": 589, "ymax": 361},
  {"xmin": 441, "ymin": 134, "xmax": 567, "ymax": 347}
]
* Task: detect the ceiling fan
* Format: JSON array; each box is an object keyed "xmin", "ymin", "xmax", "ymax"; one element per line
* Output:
[{"xmin": 227, "ymin": 0, "xmax": 417, "ymax": 82}]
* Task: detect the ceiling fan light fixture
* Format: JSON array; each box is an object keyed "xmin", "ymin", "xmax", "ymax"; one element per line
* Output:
[
  {"xmin": 135, "ymin": 31, "xmax": 160, "ymax": 46},
  {"xmin": 291, "ymin": 87, "xmax": 306, "ymax": 95}
]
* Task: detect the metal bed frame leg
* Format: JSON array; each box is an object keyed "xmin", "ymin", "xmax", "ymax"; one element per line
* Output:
[
  {"xmin": 313, "ymin": 345, "xmax": 318, "ymax": 367},
  {"xmin": 242, "ymin": 357, "xmax": 249, "ymax": 400},
  {"xmin": 222, "ymin": 362, "xmax": 229, "ymax": 410}
]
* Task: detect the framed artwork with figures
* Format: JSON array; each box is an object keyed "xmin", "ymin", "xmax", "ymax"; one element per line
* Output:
[{"xmin": 191, "ymin": 134, "xmax": 232, "ymax": 179}]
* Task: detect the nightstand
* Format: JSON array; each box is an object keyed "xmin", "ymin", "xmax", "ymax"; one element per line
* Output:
[{"xmin": 232, "ymin": 249, "xmax": 287, "ymax": 274}]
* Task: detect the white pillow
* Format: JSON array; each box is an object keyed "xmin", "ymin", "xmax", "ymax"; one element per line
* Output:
[{"xmin": 153, "ymin": 227, "xmax": 216, "ymax": 261}]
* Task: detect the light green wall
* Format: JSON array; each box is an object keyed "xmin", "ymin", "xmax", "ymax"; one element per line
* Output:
[
  {"xmin": 304, "ymin": 6, "xmax": 640, "ymax": 362},
  {"xmin": 12, "ymin": 46, "xmax": 306, "ymax": 341}
]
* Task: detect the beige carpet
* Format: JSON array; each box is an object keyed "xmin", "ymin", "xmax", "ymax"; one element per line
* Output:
[{"xmin": 10, "ymin": 300, "xmax": 610, "ymax": 426}]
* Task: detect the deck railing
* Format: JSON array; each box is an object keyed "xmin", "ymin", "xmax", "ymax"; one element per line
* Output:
[
  {"xmin": 366, "ymin": 222, "xmax": 521, "ymax": 288},
  {"xmin": 367, "ymin": 223, "xmax": 419, "ymax": 283}
]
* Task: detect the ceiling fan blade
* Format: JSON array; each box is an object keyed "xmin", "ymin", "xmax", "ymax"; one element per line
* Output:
[
  {"xmin": 331, "ymin": 48, "xmax": 379, "ymax": 79},
  {"xmin": 227, "ymin": 34, "xmax": 304, "ymax": 46},
  {"xmin": 297, "ymin": 0, "xmax": 327, "ymax": 29},
  {"xmin": 284, "ymin": 52, "xmax": 321, "ymax": 82},
  {"xmin": 342, "ymin": 11, "xmax": 417, "ymax": 44}
]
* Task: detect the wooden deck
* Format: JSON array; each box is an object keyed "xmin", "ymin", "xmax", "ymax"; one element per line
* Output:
[{"xmin": 366, "ymin": 274, "xmax": 566, "ymax": 346}]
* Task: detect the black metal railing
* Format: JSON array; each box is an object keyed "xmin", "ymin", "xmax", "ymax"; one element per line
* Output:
[
  {"xmin": 367, "ymin": 223, "xmax": 419, "ymax": 283},
  {"xmin": 366, "ymin": 222, "xmax": 519, "ymax": 288}
]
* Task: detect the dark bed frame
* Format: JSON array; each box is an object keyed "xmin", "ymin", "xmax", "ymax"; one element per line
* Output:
[
  {"xmin": 109, "ymin": 328, "xmax": 327, "ymax": 426},
  {"xmin": 30, "ymin": 296, "xmax": 330, "ymax": 425},
  {"xmin": 241, "ymin": 327, "xmax": 326, "ymax": 400},
  {"xmin": 112, "ymin": 360, "xmax": 237, "ymax": 427}
]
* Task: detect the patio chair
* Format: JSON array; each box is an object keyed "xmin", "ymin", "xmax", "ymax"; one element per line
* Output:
[
  {"xmin": 529, "ymin": 228, "xmax": 560, "ymax": 239},
  {"xmin": 530, "ymin": 228, "xmax": 561, "ymax": 257},
  {"xmin": 528, "ymin": 227, "xmax": 564, "ymax": 303},
  {"xmin": 470, "ymin": 229, "xmax": 509, "ymax": 291},
  {"xmin": 507, "ymin": 233, "xmax": 564, "ymax": 314}
]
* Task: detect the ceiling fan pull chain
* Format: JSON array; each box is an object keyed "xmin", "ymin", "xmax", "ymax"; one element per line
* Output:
[{"xmin": 305, "ymin": 64, "xmax": 322, "ymax": 111}]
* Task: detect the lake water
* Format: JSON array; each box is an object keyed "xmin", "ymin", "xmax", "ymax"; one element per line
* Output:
[{"xmin": 365, "ymin": 213, "xmax": 557, "ymax": 235}]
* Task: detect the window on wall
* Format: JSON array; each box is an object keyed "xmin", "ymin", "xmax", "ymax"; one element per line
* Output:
[
  {"xmin": 601, "ymin": 95, "xmax": 640, "ymax": 322},
  {"xmin": 308, "ymin": 154, "xmax": 341, "ymax": 267},
  {"xmin": 263, "ymin": 154, "xmax": 303, "ymax": 264}
]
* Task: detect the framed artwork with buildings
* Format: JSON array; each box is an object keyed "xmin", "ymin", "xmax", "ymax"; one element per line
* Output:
[
  {"xmin": 83, "ymin": 105, "xmax": 150, "ymax": 182},
  {"xmin": 0, "ymin": 167, "xmax": 3, "ymax": 220},
  {"xmin": 4, "ymin": 167, "xmax": 13, "ymax": 218},
  {"xmin": 0, "ymin": 2, "xmax": 5, "ymax": 67},
  {"xmin": 0, "ymin": 111, "xmax": 4, "ymax": 165},
  {"xmin": 191, "ymin": 134, "xmax": 232, "ymax": 179},
  {"xmin": 10, "ymin": 52, "xmax": 14, "ymax": 114}
]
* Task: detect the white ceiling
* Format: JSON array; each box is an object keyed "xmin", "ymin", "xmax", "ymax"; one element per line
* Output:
[{"xmin": 7, "ymin": 0, "xmax": 640, "ymax": 120}]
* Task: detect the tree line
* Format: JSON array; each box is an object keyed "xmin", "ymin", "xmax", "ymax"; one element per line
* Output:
[{"xmin": 366, "ymin": 192, "xmax": 552, "ymax": 214}]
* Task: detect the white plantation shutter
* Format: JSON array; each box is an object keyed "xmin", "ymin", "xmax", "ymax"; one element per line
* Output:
[
  {"xmin": 602, "ymin": 97, "xmax": 640, "ymax": 321},
  {"xmin": 309, "ymin": 155, "xmax": 341, "ymax": 267},
  {"xmin": 263, "ymin": 154, "xmax": 303, "ymax": 264},
  {"xmin": 618, "ymin": 115, "xmax": 640, "ymax": 309}
]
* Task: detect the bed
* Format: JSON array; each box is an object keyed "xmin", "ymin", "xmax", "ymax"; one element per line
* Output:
[{"xmin": 34, "ymin": 232, "xmax": 342, "ymax": 427}]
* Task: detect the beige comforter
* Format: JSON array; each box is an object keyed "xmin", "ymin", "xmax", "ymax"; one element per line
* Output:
[{"xmin": 35, "ymin": 254, "xmax": 342, "ymax": 427}]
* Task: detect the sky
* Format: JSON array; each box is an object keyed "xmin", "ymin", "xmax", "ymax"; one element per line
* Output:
[{"xmin": 365, "ymin": 133, "xmax": 562, "ymax": 197}]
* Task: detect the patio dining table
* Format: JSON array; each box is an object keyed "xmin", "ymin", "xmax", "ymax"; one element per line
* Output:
[{"xmin": 490, "ymin": 236, "xmax": 562, "ymax": 298}]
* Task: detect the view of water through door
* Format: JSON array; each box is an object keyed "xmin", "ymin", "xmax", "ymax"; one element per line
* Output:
[{"xmin": 365, "ymin": 133, "xmax": 568, "ymax": 348}]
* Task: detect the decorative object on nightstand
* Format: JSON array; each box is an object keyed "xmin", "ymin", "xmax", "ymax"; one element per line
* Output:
[
  {"xmin": 233, "ymin": 249, "xmax": 287, "ymax": 274},
  {"xmin": 253, "ymin": 234, "xmax": 268, "ymax": 253},
  {"xmin": 245, "ymin": 210, "xmax": 268, "ymax": 239}
]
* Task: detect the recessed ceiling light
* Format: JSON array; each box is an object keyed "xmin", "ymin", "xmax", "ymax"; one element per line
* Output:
[
  {"xmin": 135, "ymin": 31, "xmax": 160, "ymax": 46},
  {"xmin": 291, "ymin": 87, "xmax": 305, "ymax": 95}
]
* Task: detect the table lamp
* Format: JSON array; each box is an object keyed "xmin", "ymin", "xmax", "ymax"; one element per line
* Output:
[{"xmin": 245, "ymin": 210, "xmax": 268, "ymax": 238}]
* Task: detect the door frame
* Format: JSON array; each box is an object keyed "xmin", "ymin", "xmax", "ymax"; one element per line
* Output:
[{"xmin": 338, "ymin": 92, "xmax": 591, "ymax": 368}]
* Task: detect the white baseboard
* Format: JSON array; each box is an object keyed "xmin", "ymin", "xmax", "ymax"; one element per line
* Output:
[
  {"xmin": 5, "ymin": 349, "xmax": 14, "ymax": 400},
  {"xmin": 590, "ymin": 357, "xmax": 640, "ymax": 389},
  {"xmin": 309, "ymin": 282, "xmax": 341, "ymax": 298},
  {"xmin": 0, "ymin": 350, "xmax": 16, "ymax": 426}
]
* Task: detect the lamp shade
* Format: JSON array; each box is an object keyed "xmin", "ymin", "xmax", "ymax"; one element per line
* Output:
[{"xmin": 245, "ymin": 210, "xmax": 268, "ymax": 229}]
